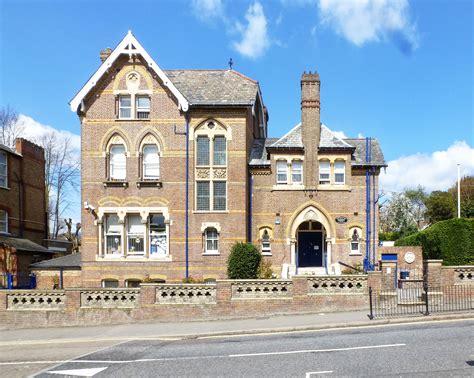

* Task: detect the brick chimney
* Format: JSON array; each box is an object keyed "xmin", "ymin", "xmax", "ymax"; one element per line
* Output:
[
  {"xmin": 301, "ymin": 71, "xmax": 321, "ymax": 188},
  {"xmin": 100, "ymin": 47, "xmax": 113, "ymax": 63}
]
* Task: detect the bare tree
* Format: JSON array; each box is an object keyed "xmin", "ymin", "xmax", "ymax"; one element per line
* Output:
[
  {"xmin": 64, "ymin": 218, "xmax": 82, "ymax": 253},
  {"xmin": 39, "ymin": 132, "xmax": 80, "ymax": 238},
  {"xmin": 0, "ymin": 105, "xmax": 24, "ymax": 148}
]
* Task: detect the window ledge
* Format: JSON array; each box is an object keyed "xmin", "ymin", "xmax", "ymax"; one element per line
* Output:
[
  {"xmin": 103, "ymin": 180, "xmax": 128, "ymax": 188},
  {"xmin": 193, "ymin": 210, "xmax": 229, "ymax": 214},
  {"xmin": 349, "ymin": 253, "xmax": 362, "ymax": 256},
  {"xmin": 115, "ymin": 118, "xmax": 150, "ymax": 122},
  {"xmin": 317, "ymin": 185, "xmax": 351, "ymax": 192},
  {"xmin": 149, "ymin": 255, "xmax": 172, "ymax": 261},
  {"xmin": 272, "ymin": 184, "xmax": 305, "ymax": 191},
  {"xmin": 262, "ymin": 252, "xmax": 272, "ymax": 256},
  {"xmin": 0, "ymin": 186, "xmax": 10, "ymax": 191},
  {"xmin": 137, "ymin": 180, "xmax": 162, "ymax": 188},
  {"xmin": 203, "ymin": 252, "xmax": 220, "ymax": 256},
  {"xmin": 97, "ymin": 255, "xmax": 172, "ymax": 262}
]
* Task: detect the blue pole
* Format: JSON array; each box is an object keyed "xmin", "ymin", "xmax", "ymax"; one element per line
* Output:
[
  {"xmin": 248, "ymin": 174, "xmax": 253, "ymax": 242},
  {"xmin": 185, "ymin": 113, "xmax": 189, "ymax": 279},
  {"xmin": 372, "ymin": 170, "xmax": 376, "ymax": 267},
  {"xmin": 365, "ymin": 137, "xmax": 370, "ymax": 271}
]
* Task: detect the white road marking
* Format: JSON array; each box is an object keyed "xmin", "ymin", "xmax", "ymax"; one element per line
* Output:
[
  {"xmin": 47, "ymin": 367, "xmax": 108, "ymax": 377},
  {"xmin": 306, "ymin": 371, "xmax": 333, "ymax": 377},
  {"xmin": 2, "ymin": 342, "xmax": 406, "ymax": 366}
]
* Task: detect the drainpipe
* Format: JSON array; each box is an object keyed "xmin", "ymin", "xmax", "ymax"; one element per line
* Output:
[
  {"xmin": 248, "ymin": 174, "xmax": 253, "ymax": 242},
  {"xmin": 14, "ymin": 172, "xmax": 24, "ymax": 238},
  {"xmin": 185, "ymin": 113, "xmax": 190, "ymax": 279},
  {"xmin": 372, "ymin": 170, "xmax": 376, "ymax": 266}
]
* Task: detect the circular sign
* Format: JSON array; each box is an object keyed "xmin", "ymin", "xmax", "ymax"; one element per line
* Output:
[
  {"xmin": 404, "ymin": 251, "xmax": 416, "ymax": 264},
  {"xmin": 335, "ymin": 216, "xmax": 348, "ymax": 224}
]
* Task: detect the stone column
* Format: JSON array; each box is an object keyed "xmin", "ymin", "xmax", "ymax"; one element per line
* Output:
[
  {"xmin": 380, "ymin": 261, "xmax": 397, "ymax": 290},
  {"xmin": 424, "ymin": 259, "xmax": 443, "ymax": 288}
]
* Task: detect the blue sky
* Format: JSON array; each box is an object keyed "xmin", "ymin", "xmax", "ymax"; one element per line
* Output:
[{"xmin": 0, "ymin": 0, "xmax": 473, "ymax": 220}]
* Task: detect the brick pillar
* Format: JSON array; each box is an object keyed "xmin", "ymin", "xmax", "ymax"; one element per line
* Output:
[
  {"xmin": 65, "ymin": 289, "xmax": 81, "ymax": 309},
  {"xmin": 367, "ymin": 271, "xmax": 382, "ymax": 291},
  {"xmin": 424, "ymin": 259, "xmax": 443, "ymax": 288},
  {"xmin": 380, "ymin": 261, "xmax": 397, "ymax": 290},
  {"xmin": 139, "ymin": 284, "xmax": 157, "ymax": 306}
]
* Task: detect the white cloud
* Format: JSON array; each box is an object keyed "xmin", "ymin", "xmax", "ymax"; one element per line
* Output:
[
  {"xmin": 233, "ymin": 2, "xmax": 270, "ymax": 59},
  {"xmin": 380, "ymin": 141, "xmax": 474, "ymax": 194},
  {"xmin": 332, "ymin": 130, "xmax": 347, "ymax": 139},
  {"xmin": 191, "ymin": 0, "xmax": 224, "ymax": 21},
  {"xmin": 318, "ymin": 0, "xmax": 419, "ymax": 54},
  {"xmin": 17, "ymin": 114, "xmax": 80, "ymax": 152}
]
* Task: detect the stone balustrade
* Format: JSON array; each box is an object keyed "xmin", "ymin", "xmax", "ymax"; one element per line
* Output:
[
  {"xmin": 307, "ymin": 275, "xmax": 368, "ymax": 295},
  {"xmin": 231, "ymin": 280, "xmax": 292, "ymax": 299},
  {"xmin": 155, "ymin": 284, "xmax": 217, "ymax": 304},
  {"xmin": 80, "ymin": 289, "xmax": 140, "ymax": 308},
  {"xmin": 453, "ymin": 267, "xmax": 474, "ymax": 284},
  {"xmin": 7, "ymin": 291, "xmax": 66, "ymax": 310}
]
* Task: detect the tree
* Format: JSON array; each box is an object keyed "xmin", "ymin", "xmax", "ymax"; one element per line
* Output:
[
  {"xmin": 380, "ymin": 187, "xmax": 428, "ymax": 239},
  {"xmin": 425, "ymin": 191, "xmax": 455, "ymax": 224},
  {"xmin": 448, "ymin": 175, "xmax": 474, "ymax": 218},
  {"xmin": 63, "ymin": 218, "xmax": 81, "ymax": 253},
  {"xmin": 39, "ymin": 132, "xmax": 80, "ymax": 238},
  {"xmin": 0, "ymin": 105, "xmax": 24, "ymax": 148}
]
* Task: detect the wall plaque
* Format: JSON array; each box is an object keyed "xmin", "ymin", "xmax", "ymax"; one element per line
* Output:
[{"xmin": 335, "ymin": 216, "xmax": 348, "ymax": 224}]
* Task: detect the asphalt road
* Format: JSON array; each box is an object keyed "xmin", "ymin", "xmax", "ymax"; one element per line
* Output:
[{"xmin": 2, "ymin": 320, "xmax": 473, "ymax": 377}]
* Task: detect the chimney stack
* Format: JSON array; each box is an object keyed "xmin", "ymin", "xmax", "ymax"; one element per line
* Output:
[
  {"xmin": 100, "ymin": 47, "xmax": 113, "ymax": 63},
  {"xmin": 301, "ymin": 71, "xmax": 321, "ymax": 188}
]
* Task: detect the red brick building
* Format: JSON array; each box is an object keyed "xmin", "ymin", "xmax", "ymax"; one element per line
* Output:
[
  {"xmin": 0, "ymin": 139, "xmax": 52, "ymax": 287},
  {"xmin": 71, "ymin": 31, "xmax": 386, "ymax": 288}
]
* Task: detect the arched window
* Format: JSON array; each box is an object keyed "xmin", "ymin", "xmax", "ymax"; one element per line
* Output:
[
  {"xmin": 205, "ymin": 227, "xmax": 219, "ymax": 254},
  {"xmin": 109, "ymin": 145, "xmax": 126, "ymax": 180},
  {"xmin": 261, "ymin": 229, "xmax": 271, "ymax": 254},
  {"xmin": 319, "ymin": 160, "xmax": 330, "ymax": 184},
  {"xmin": 102, "ymin": 279, "xmax": 119, "ymax": 288},
  {"xmin": 334, "ymin": 160, "xmax": 345, "ymax": 185},
  {"xmin": 143, "ymin": 144, "xmax": 160, "ymax": 179},
  {"xmin": 351, "ymin": 229, "xmax": 360, "ymax": 255}
]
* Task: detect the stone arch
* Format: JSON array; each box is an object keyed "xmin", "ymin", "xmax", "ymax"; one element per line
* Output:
[
  {"xmin": 287, "ymin": 201, "xmax": 336, "ymax": 243},
  {"xmin": 134, "ymin": 129, "xmax": 166, "ymax": 154},
  {"xmin": 101, "ymin": 128, "xmax": 131, "ymax": 155},
  {"xmin": 113, "ymin": 65, "xmax": 154, "ymax": 91},
  {"xmin": 191, "ymin": 118, "xmax": 232, "ymax": 140}
]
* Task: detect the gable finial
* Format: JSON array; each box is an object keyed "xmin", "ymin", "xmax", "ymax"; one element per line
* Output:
[{"xmin": 228, "ymin": 58, "xmax": 233, "ymax": 70}]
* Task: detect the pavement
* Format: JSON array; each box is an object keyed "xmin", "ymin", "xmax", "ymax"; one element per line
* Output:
[{"xmin": 1, "ymin": 309, "xmax": 473, "ymax": 345}]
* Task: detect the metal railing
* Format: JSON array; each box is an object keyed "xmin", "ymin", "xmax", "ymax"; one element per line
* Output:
[{"xmin": 368, "ymin": 285, "xmax": 473, "ymax": 319}]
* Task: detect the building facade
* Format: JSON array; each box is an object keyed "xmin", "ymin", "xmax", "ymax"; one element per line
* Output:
[{"xmin": 72, "ymin": 32, "xmax": 386, "ymax": 288}]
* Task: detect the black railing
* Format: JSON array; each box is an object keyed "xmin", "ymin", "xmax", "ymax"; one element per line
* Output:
[{"xmin": 368, "ymin": 285, "xmax": 473, "ymax": 319}]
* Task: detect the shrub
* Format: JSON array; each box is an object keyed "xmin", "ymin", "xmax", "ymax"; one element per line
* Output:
[
  {"xmin": 395, "ymin": 218, "xmax": 474, "ymax": 266},
  {"xmin": 227, "ymin": 242, "xmax": 261, "ymax": 279},
  {"xmin": 257, "ymin": 258, "xmax": 274, "ymax": 279}
]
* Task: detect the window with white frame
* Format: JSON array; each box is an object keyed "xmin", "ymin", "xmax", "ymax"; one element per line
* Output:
[
  {"xmin": 0, "ymin": 210, "xmax": 8, "ymax": 234},
  {"xmin": 261, "ymin": 229, "xmax": 271, "ymax": 254},
  {"xmin": 205, "ymin": 227, "xmax": 219, "ymax": 254},
  {"xmin": 127, "ymin": 215, "xmax": 145, "ymax": 255},
  {"xmin": 136, "ymin": 96, "xmax": 150, "ymax": 119},
  {"xmin": 350, "ymin": 229, "xmax": 360, "ymax": 254},
  {"xmin": 119, "ymin": 95, "xmax": 132, "ymax": 119},
  {"xmin": 291, "ymin": 160, "xmax": 303, "ymax": 184},
  {"xmin": 334, "ymin": 160, "xmax": 345, "ymax": 184},
  {"xmin": 0, "ymin": 152, "xmax": 7, "ymax": 188},
  {"xmin": 102, "ymin": 279, "xmax": 119, "ymax": 288},
  {"xmin": 142, "ymin": 144, "xmax": 160, "ymax": 179},
  {"xmin": 149, "ymin": 214, "xmax": 167, "ymax": 256},
  {"xmin": 105, "ymin": 214, "xmax": 122, "ymax": 255},
  {"xmin": 276, "ymin": 160, "xmax": 288, "ymax": 184},
  {"xmin": 319, "ymin": 160, "xmax": 330, "ymax": 184},
  {"xmin": 109, "ymin": 145, "xmax": 126, "ymax": 180}
]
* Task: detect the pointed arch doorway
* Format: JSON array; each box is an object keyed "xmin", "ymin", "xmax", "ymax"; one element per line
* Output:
[{"xmin": 297, "ymin": 220, "xmax": 325, "ymax": 268}]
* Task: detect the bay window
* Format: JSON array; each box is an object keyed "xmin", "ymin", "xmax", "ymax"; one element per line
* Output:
[
  {"xmin": 127, "ymin": 215, "xmax": 145, "ymax": 255},
  {"xmin": 105, "ymin": 214, "xmax": 122, "ymax": 255}
]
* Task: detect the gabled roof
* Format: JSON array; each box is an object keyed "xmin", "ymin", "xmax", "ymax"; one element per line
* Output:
[
  {"xmin": 164, "ymin": 70, "xmax": 259, "ymax": 106},
  {"xmin": 0, "ymin": 236, "xmax": 54, "ymax": 254},
  {"xmin": 319, "ymin": 125, "xmax": 354, "ymax": 149},
  {"xmin": 269, "ymin": 123, "xmax": 303, "ymax": 148},
  {"xmin": 31, "ymin": 253, "xmax": 81, "ymax": 270},
  {"xmin": 343, "ymin": 138, "xmax": 386, "ymax": 167},
  {"xmin": 0, "ymin": 144, "xmax": 21, "ymax": 157},
  {"xmin": 69, "ymin": 31, "xmax": 189, "ymax": 112}
]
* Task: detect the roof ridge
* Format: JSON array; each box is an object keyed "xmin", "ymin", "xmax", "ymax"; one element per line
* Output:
[{"xmin": 228, "ymin": 70, "xmax": 258, "ymax": 84}]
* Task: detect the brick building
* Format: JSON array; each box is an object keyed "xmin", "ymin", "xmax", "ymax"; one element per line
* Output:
[
  {"xmin": 71, "ymin": 31, "xmax": 386, "ymax": 288},
  {"xmin": 0, "ymin": 138, "xmax": 52, "ymax": 287}
]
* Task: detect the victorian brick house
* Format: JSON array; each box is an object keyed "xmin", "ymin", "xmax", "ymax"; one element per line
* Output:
[{"xmin": 71, "ymin": 31, "xmax": 386, "ymax": 287}]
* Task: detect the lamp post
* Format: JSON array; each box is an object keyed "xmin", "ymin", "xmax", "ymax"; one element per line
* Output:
[{"xmin": 457, "ymin": 164, "xmax": 461, "ymax": 218}]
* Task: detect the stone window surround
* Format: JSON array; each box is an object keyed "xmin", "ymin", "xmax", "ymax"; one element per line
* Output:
[
  {"xmin": 194, "ymin": 120, "xmax": 229, "ymax": 212},
  {"xmin": 201, "ymin": 222, "xmax": 220, "ymax": 255},
  {"xmin": 136, "ymin": 134, "xmax": 162, "ymax": 181},
  {"xmin": 348, "ymin": 226, "xmax": 363, "ymax": 256},
  {"xmin": 113, "ymin": 70, "xmax": 152, "ymax": 120},
  {"xmin": 104, "ymin": 134, "xmax": 130, "ymax": 182},
  {"xmin": 258, "ymin": 226, "xmax": 273, "ymax": 256},
  {"xmin": 272, "ymin": 155, "xmax": 305, "ymax": 190},
  {"xmin": 317, "ymin": 157, "xmax": 350, "ymax": 191},
  {"xmin": 96, "ymin": 206, "xmax": 171, "ymax": 261}
]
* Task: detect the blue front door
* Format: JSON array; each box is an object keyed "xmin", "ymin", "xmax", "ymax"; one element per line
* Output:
[{"xmin": 298, "ymin": 232, "xmax": 323, "ymax": 267}]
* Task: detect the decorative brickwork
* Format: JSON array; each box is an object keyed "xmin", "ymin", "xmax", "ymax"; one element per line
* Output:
[
  {"xmin": 7, "ymin": 291, "xmax": 65, "ymax": 310},
  {"xmin": 231, "ymin": 280, "xmax": 292, "ymax": 299},
  {"xmin": 306, "ymin": 275, "xmax": 367, "ymax": 295},
  {"xmin": 80, "ymin": 289, "xmax": 140, "ymax": 308},
  {"xmin": 155, "ymin": 284, "xmax": 217, "ymax": 304}
]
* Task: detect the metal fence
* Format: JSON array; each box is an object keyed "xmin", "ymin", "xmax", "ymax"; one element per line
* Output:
[{"xmin": 368, "ymin": 285, "xmax": 473, "ymax": 319}]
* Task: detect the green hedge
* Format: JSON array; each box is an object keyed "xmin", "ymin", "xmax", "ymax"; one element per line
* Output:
[
  {"xmin": 395, "ymin": 218, "xmax": 474, "ymax": 265},
  {"xmin": 227, "ymin": 242, "xmax": 262, "ymax": 279}
]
